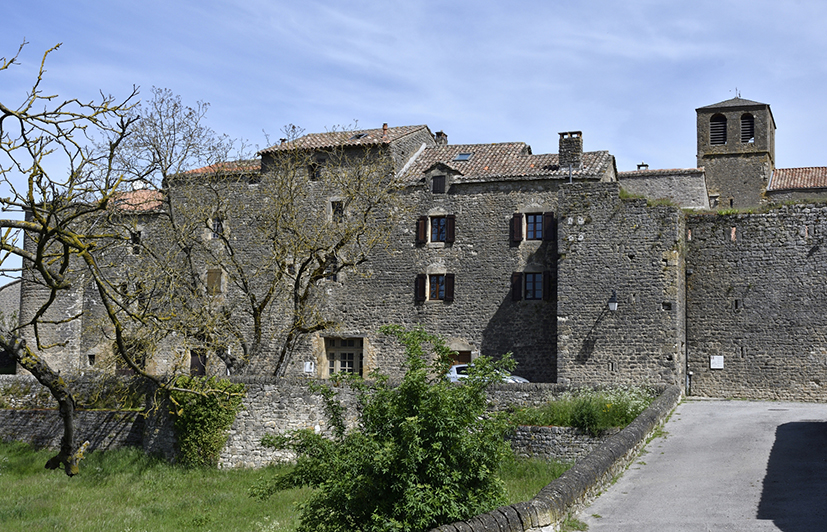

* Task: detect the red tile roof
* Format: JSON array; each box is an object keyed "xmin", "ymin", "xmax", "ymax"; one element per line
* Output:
[
  {"xmin": 110, "ymin": 189, "xmax": 164, "ymax": 212},
  {"xmin": 768, "ymin": 167, "xmax": 827, "ymax": 191},
  {"xmin": 400, "ymin": 143, "xmax": 612, "ymax": 183},
  {"xmin": 259, "ymin": 125, "xmax": 431, "ymax": 154},
  {"xmin": 184, "ymin": 159, "xmax": 261, "ymax": 175}
]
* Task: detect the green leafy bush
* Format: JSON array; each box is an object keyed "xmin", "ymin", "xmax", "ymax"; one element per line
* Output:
[
  {"xmin": 510, "ymin": 385, "xmax": 657, "ymax": 436},
  {"xmin": 169, "ymin": 376, "xmax": 245, "ymax": 467},
  {"xmin": 253, "ymin": 325, "xmax": 515, "ymax": 532}
]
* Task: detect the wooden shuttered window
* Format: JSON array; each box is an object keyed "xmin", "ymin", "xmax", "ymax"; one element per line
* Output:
[
  {"xmin": 415, "ymin": 274, "xmax": 426, "ymax": 302},
  {"xmin": 445, "ymin": 214, "xmax": 456, "ymax": 243},
  {"xmin": 416, "ymin": 216, "xmax": 427, "ymax": 244},
  {"xmin": 511, "ymin": 272, "xmax": 523, "ymax": 301},
  {"xmin": 444, "ymin": 273, "xmax": 455, "ymax": 302},
  {"xmin": 543, "ymin": 270, "xmax": 553, "ymax": 301},
  {"xmin": 511, "ymin": 213, "xmax": 523, "ymax": 243},
  {"xmin": 542, "ymin": 212, "xmax": 556, "ymax": 242},
  {"xmin": 432, "ymin": 175, "xmax": 446, "ymax": 194}
]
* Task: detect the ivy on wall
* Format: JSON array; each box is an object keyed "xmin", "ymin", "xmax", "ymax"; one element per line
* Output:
[{"xmin": 168, "ymin": 376, "xmax": 245, "ymax": 467}]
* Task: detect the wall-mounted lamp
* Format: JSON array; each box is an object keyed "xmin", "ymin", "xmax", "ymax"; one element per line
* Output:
[{"xmin": 608, "ymin": 290, "xmax": 618, "ymax": 312}]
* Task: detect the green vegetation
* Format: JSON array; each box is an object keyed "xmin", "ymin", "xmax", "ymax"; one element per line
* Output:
[
  {"xmin": 509, "ymin": 386, "xmax": 657, "ymax": 436},
  {"xmin": 0, "ymin": 442, "xmax": 568, "ymax": 532},
  {"xmin": 498, "ymin": 454, "xmax": 570, "ymax": 503},
  {"xmin": 169, "ymin": 376, "xmax": 246, "ymax": 467},
  {"xmin": 0, "ymin": 442, "xmax": 308, "ymax": 532},
  {"xmin": 252, "ymin": 324, "xmax": 516, "ymax": 532}
]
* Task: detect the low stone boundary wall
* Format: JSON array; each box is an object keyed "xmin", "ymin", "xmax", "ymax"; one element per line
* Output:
[
  {"xmin": 509, "ymin": 425, "xmax": 619, "ymax": 463},
  {"xmin": 430, "ymin": 384, "xmax": 682, "ymax": 532},
  {"xmin": 0, "ymin": 409, "xmax": 144, "ymax": 451}
]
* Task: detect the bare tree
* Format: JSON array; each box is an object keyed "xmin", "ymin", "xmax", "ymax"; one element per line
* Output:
[{"xmin": 115, "ymin": 91, "xmax": 405, "ymax": 375}]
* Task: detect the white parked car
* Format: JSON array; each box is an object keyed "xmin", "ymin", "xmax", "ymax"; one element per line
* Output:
[{"xmin": 445, "ymin": 364, "xmax": 529, "ymax": 383}]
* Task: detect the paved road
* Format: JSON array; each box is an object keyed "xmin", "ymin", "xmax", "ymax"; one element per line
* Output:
[{"xmin": 580, "ymin": 399, "xmax": 827, "ymax": 531}]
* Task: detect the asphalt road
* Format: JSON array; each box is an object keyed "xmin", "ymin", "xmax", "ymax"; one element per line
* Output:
[{"xmin": 580, "ymin": 398, "xmax": 827, "ymax": 532}]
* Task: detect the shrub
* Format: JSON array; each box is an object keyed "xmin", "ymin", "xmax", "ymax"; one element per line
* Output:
[
  {"xmin": 510, "ymin": 385, "xmax": 657, "ymax": 436},
  {"xmin": 252, "ymin": 325, "xmax": 515, "ymax": 532},
  {"xmin": 168, "ymin": 376, "xmax": 246, "ymax": 467}
]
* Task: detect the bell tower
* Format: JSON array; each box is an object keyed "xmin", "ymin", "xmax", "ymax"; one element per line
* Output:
[{"xmin": 696, "ymin": 97, "xmax": 775, "ymax": 208}]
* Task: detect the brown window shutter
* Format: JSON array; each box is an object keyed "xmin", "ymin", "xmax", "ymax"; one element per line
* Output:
[
  {"xmin": 444, "ymin": 273, "xmax": 455, "ymax": 302},
  {"xmin": 416, "ymin": 216, "xmax": 427, "ymax": 244},
  {"xmin": 446, "ymin": 214, "xmax": 456, "ymax": 243},
  {"xmin": 543, "ymin": 270, "xmax": 552, "ymax": 301},
  {"xmin": 543, "ymin": 212, "xmax": 556, "ymax": 242},
  {"xmin": 511, "ymin": 213, "xmax": 523, "ymax": 243},
  {"xmin": 415, "ymin": 274, "xmax": 426, "ymax": 302},
  {"xmin": 511, "ymin": 272, "xmax": 523, "ymax": 301}
]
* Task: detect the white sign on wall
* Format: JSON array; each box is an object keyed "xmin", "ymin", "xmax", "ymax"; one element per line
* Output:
[{"xmin": 710, "ymin": 356, "xmax": 724, "ymax": 370}]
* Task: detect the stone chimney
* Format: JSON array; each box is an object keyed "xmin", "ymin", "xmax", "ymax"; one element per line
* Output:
[
  {"xmin": 382, "ymin": 123, "xmax": 388, "ymax": 138},
  {"xmin": 558, "ymin": 131, "xmax": 583, "ymax": 169},
  {"xmin": 434, "ymin": 131, "xmax": 448, "ymax": 146}
]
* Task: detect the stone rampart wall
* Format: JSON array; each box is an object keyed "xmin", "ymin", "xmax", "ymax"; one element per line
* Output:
[
  {"xmin": 556, "ymin": 182, "xmax": 686, "ymax": 388},
  {"xmin": 686, "ymin": 205, "xmax": 827, "ymax": 400}
]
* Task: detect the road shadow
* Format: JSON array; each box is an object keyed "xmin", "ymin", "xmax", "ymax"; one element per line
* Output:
[{"xmin": 757, "ymin": 421, "xmax": 827, "ymax": 530}]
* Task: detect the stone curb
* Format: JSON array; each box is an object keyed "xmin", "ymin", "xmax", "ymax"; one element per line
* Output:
[{"xmin": 430, "ymin": 384, "xmax": 682, "ymax": 531}]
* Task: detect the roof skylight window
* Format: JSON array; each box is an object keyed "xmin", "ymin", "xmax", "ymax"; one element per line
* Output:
[
  {"xmin": 454, "ymin": 152, "xmax": 473, "ymax": 161},
  {"xmin": 349, "ymin": 133, "xmax": 369, "ymax": 140}
]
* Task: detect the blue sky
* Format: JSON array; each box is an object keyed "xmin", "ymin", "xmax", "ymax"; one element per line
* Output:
[{"xmin": 4, "ymin": 0, "xmax": 827, "ymax": 172}]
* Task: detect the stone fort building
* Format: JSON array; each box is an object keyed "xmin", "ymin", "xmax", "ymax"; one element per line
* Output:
[{"xmin": 8, "ymin": 97, "xmax": 827, "ymax": 402}]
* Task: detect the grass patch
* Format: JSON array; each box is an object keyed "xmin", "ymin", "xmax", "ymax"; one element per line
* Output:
[
  {"xmin": 499, "ymin": 454, "xmax": 570, "ymax": 504},
  {"xmin": 509, "ymin": 386, "xmax": 657, "ymax": 436},
  {"xmin": 0, "ymin": 442, "xmax": 570, "ymax": 531},
  {"xmin": 0, "ymin": 442, "xmax": 309, "ymax": 532}
]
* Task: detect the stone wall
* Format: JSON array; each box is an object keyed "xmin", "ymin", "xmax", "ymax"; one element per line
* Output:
[
  {"xmin": 617, "ymin": 168, "xmax": 709, "ymax": 209},
  {"xmin": 685, "ymin": 205, "xmax": 827, "ymax": 400},
  {"xmin": 508, "ymin": 425, "xmax": 618, "ymax": 463},
  {"xmin": 0, "ymin": 409, "xmax": 144, "ymax": 451},
  {"xmin": 556, "ymin": 182, "xmax": 686, "ymax": 388}
]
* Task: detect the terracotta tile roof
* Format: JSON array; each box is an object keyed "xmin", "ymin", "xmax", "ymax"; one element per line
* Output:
[
  {"xmin": 400, "ymin": 142, "xmax": 612, "ymax": 183},
  {"xmin": 259, "ymin": 125, "xmax": 431, "ymax": 154},
  {"xmin": 184, "ymin": 159, "xmax": 261, "ymax": 175},
  {"xmin": 110, "ymin": 189, "xmax": 164, "ymax": 212},
  {"xmin": 768, "ymin": 167, "xmax": 827, "ymax": 191},
  {"xmin": 618, "ymin": 168, "xmax": 704, "ymax": 178}
]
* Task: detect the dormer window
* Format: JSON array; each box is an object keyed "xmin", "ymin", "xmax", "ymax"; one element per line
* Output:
[
  {"xmin": 710, "ymin": 114, "xmax": 727, "ymax": 145},
  {"xmin": 740, "ymin": 114, "xmax": 754, "ymax": 143},
  {"xmin": 453, "ymin": 153, "xmax": 473, "ymax": 162},
  {"xmin": 432, "ymin": 175, "xmax": 446, "ymax": 194}
]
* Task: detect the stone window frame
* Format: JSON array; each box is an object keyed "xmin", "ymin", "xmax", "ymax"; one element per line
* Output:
[
  {"xmin": 710, "ymin": 114, "xmax": 727, "ymax": 145},
  {"xmin": 206, "ymin": 268, "xmax": 224, "ymax": 296},
  {"xmin": 325, "ymin": 337, "xmax": 364, "ymax": 377}
]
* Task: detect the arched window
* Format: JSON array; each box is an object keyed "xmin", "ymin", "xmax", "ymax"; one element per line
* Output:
[
  {"xmin": 740, "ymin": 113, "xmax": 754, "ymax": 143},
  {"xmin": 710, "ymin": 114, "xmax": 727, "ymax": 145}
]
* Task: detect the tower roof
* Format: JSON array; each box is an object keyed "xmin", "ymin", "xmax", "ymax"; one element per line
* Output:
[{"xmin": 697, "ymin": 97, "xmax": 769, "ymax": 110}]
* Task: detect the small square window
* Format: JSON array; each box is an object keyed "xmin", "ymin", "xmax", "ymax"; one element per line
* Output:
[
  {"xmin": 326, "ymin": 337, "xmax": 364, "ymax": 377},
  {"xmin": 432, "ymin": 175, "xmax": 446, "ymax": 194},
  {"xmin": 525, "ymin": 272, "xmax": 543, "ymax": 300},
  {"xmin": 526, "ymin": 214, "xmax": 543, "ymax": 240}
]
